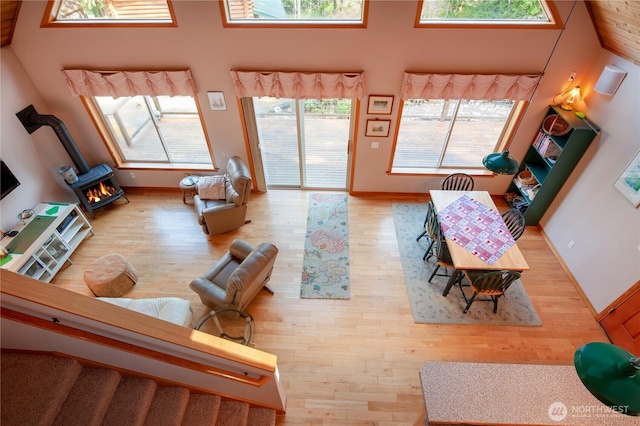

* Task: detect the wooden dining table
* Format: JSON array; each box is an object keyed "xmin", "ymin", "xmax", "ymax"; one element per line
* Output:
[{"xmin": 429, "ymin": 190, "xmax": 530, "ymax": 296}]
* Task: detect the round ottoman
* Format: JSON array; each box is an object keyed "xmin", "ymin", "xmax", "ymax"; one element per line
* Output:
[{"xmin": 84, "ymin": 254, "xmax": 138, "ymax": 297}]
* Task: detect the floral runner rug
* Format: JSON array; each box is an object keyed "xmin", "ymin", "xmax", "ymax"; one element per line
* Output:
[
  {"xmin": 300, "ymin": 193, "xmax": 350, "ymax": 299},
  {"xmin": 392, "ymin": 202, "xmax": 541, "ymax": 326}
]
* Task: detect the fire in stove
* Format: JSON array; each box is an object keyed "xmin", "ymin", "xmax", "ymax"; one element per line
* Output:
[{"xmin": 86, "ymin": 182, "xmax": 117, "ymax": 204}]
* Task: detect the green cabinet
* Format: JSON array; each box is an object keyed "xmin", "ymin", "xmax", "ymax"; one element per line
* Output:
[{"xmin": 508, "ymin": 106, "xmax": 599, "ymax": 225}]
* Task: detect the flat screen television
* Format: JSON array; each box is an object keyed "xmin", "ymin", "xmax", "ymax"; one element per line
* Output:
[{"xmin": 1, "ymin": 160, "xmax": 21, "ymax": 200}]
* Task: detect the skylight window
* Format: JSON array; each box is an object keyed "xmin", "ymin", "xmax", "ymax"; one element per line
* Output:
[
  {"xmin": 42, "ymin": 0, "xmax": 176, "ymax": 27},
  {"xmin": 417, "ymin": 0, "xmax": 558, "ymax": 27},
  {"xmin": 221, "ymin": 0, "xmax": 367, "ymax": 27}
]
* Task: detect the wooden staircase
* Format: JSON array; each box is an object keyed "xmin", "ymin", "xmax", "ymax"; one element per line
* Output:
[{"xmin": 0, "ymin": 352, "xmax": 276, "ymax": 426}]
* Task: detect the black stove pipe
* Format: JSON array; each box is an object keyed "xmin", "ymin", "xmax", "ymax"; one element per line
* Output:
[{"xmin": 16, "ymin": 104, "xmax": 91, "ymax": 175}]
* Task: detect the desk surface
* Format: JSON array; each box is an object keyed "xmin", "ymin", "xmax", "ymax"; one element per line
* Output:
[
  {"xmin": 430, "ymin": 190, "xmax": 529, "ymax": 271},
  {"xmin": 420, "ymin": 362, "xmax": 638, "ymax": 425}
]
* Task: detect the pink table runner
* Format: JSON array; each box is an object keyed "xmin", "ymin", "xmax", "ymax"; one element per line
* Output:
[{"xmin": 437, "ymin": 194, "xmax": 515, "ymax": 265}]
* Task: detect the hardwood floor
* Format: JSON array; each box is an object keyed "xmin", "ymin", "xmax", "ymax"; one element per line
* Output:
[{"xmin": 52, "ymin": 188, "xmax": 608, "ymax": 426}]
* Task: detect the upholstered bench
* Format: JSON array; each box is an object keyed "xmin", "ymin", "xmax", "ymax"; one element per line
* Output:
[
  {"xmin": 84, "ymin": 254, "xmax": 138, "ymax": 297},
  {"xmin": 97, "ymin": 297, "xmax": 193, "ymax": 327}
]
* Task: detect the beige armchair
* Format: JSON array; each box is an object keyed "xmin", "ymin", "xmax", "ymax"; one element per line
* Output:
[
  {"xmin": 189, "ymin": 239, "xmax": 278, "ymax": 313},
  {"xmin": 194, "ymin": 156, "xmax": 252, "ymax": 235}
]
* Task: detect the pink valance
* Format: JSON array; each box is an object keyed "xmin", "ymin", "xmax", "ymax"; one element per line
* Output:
[
  {"xmin": 62, "ymin": 69, "xmax": 197, "ymax": 98},
  {"xmin": 229, "ymin": 71, "xmax": 366, "ymax": 99},
  {"xmin": 400, "ymin": 72, "xmax": 541, "ymax": 100}
]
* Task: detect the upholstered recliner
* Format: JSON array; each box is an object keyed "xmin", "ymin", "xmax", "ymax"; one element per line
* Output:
[
  {"xmin": 189, "ymin": 239, "xmax": 278, "ymax": 313},
  {"xmin": 194, "ymin": 156, "xmax": 252, "ymax": 235}
]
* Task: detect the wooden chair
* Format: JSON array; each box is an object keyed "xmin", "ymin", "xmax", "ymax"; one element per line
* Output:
[
  {"xmin": 457, "ymin": 270, "xmax": 522, "ymax": 313},
  {"xmin": 501, "ymin": 208, "xmax": 526, "ymax": 240},
  {"xmin": 428, "ymin": 224, "xmax": 456, "ymax": 283},
  {"xmin": 441, "ymin": 173, "xmax": 474, "ymax": 191},
  {"xmin": 422, "ymin": 202, "xmax": 440, "ymax": 261}
]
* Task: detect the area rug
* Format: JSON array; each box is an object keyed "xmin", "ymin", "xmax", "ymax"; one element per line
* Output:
[
  {"xmin": 300, "ymin": 193, "xmax": 350, "ymax": 299},
  {"xmin": 392, "ymin": 203, "xmax": 542, "ymax": 326}
]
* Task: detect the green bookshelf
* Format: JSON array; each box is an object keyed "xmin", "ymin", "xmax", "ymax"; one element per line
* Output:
[{"xmin": 508, "ymin": 105, "xmax": 599, "ymax": 225}]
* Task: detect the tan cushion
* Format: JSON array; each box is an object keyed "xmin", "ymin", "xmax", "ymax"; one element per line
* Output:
[{"xmin": 84, "ymin": 254, "xmax": 138, "ymax": 297}]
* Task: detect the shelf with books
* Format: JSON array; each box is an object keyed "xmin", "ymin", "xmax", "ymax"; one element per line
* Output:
[{"xmin": 507, "ymin": 106, "xmax": 599, "ymax": 225}]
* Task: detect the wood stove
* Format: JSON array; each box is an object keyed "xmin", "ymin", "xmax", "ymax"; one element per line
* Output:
[
  {"xmin": 16, "ymin": 105, "xmax": 128, "ymax": 218},
  {"xmin": 69, "ymin": 164, "xmax": 128, "ymax": 219}
]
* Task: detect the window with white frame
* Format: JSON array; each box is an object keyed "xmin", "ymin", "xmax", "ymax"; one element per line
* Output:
[
  {"xmin": 417, "ymin": 0, "xmax": 558, "ymax": 27},
  {"xmin": 91, "ymin": 95, "xmax": 213, "ymax": 166},
  {"xmin": 42, "ymin": 0, "xmax": 176, "ymax": 26},
  {"xmin": 62, "ymin": 69, "xmax": 215, "ymax": 168},
  {"xmin": 221, "ymin": 0, "xmax": 366, "ymax": 26},
  {"xmin": 391, "ymin": 99, "xmax": 521, "ymax": 172}
]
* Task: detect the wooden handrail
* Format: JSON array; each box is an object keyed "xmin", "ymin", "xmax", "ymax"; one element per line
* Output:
[{"xmin": 0, "ymin": 270, "xmax": 277, "ymax": 383}]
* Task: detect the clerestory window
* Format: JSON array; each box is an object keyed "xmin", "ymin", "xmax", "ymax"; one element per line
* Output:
[
  {"xmin": 42, "ymin": 0, "xmax": 176, "ymax": 27},
  {"xmin": 220, "ymin": 0, "xmax": 367, "ymax": 27},
  {"xmin": 416, "ymin": 0, "xmax": 559, "ymax": 28}
]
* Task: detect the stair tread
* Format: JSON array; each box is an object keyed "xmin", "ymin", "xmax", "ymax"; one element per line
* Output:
[
  {"xmin": 247, "ymin": 407, "xmax": 277, "ymax": 426},
  {"xmin": 54, "ymin": 367, "xmax": 122, "ymax": 426},
  {"xmin": 215, "ymin": 400, "xmax": 250, "ymax": 426},
  {"xmin": 182, "ymin": 393, "xmax": 221, "ymax": 426},
  {"xmin": 102, "ymin": 377, "xmax": 157, "ymax": 426},
  {"xmin": 144, "ymin": 386, "xmax": 190, "ymax": 426},
  {"xmin": 1, "ymin": 353, "xmax": 82, "ymax": 426}
]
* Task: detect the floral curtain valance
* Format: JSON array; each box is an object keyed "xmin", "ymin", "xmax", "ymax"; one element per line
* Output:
[
  {"xmin": 229, "ymin": 71, "xmax": 366, "ymax": 99},
  {"xmin": 400, "ymin": 72, "xmax": 542, "ymax": 101},
  {"xmin": 62, "ymin": 69, "xmax": 197, "ymax": 98}
]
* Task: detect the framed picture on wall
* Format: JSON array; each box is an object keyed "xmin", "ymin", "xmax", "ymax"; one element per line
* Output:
[
  {"xmin": 207, "ymin": 91, "xmax": 227, "ymax": 111},
  {"xmin": 614, "ymin": 150, "xmax": 640, "ymax": 207},
  {"xmin": 365, "ymin": 119, "xmax": 391, "ymax": 137},
  {"xmin": 367, "ymin": 95, "xmax": 393, "ymax": 115}
]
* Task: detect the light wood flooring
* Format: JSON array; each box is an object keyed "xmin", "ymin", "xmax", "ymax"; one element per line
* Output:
[{"xmin": 52, "ymin": 188, "xmax": 608, "ymax": 426}]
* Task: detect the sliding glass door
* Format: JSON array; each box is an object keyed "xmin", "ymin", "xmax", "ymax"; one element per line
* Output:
[{"xmin": 251, "ymin": 97, "xmax": 352, "ymax": 189}]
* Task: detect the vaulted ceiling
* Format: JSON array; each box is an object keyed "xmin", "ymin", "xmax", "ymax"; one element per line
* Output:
[
  {"xmin": 586, "ymin": 0, "xmax": 640, "ymax": 66},
  {"xmin": 1, "ymin": 1, "xmax": 639, "ymax": 66}
]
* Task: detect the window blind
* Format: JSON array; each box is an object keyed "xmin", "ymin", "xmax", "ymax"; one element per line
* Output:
[
  {"xmin": 400, "ymin": 73, "xmax": 542, "ymax": 100},
  {"xmin": 61, "ymin": 69, "xmax": 197, "ymax": 98},
  {"xmin": 229, "ymin": 71, "xmax": 366, "ymax": 99}
]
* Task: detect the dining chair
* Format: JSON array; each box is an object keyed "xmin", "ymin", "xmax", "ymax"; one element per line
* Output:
[
  {"xmin": 428, "ymin": 224, "xmax": 456, "ymax": 283},
  {"xmin": 422, "ymin": 203, "xmax": 440, "ymax": 261},
  {"xmin": 501, "ymin": 208, "xmax": 526, "ymax": 240},
  {"xmin": 457, "ymin": 270, "xmax": 522, "ymax": 313},
  {"xmin": 441, "ymin": 173, "xmax": 474, "ymax": 191}
]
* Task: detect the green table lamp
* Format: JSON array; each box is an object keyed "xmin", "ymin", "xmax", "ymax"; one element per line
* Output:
[{"xmin": 574, "ymin": 342, "xmax": 640, "ymax": 416}]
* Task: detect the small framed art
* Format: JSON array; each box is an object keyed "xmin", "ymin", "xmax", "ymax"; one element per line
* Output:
[
  {"xmin": 367, "ymin": 95, "xmax": 393, "ymax": 115},
  {"xmin": 614, "ymin": 150, "xmax": 640, "ymax": 207},
  {"xmin": 365, "ymin": 119, "xmax": 391, "ymax": 137},
  {"xmin": 207, "ymin": 91, "xmax": 227, "ymax": 111}
]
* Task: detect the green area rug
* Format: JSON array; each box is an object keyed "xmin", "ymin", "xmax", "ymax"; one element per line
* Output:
[
  {"xmin": 392, "ymin": 203, "xmax": 542, "ymax": 326},
  {"xmin": 301, "ymin": 193, "xmax": 350, "ymax": 299}
]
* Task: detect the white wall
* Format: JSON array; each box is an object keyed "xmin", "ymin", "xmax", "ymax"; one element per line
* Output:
[
  {"xmin": 541, "ymin": 53, "xmax": 640, "ymax": 313},
  {"xmin": 2, "ymin": 1, "xmax": 638, "ymax": 312},
  {"xmin": 0, "ymin": 48, "xmax": 75, "ymax": 234}
]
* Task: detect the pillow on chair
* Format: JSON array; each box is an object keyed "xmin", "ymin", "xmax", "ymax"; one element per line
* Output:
[{"xmin": 197, "ymin": 175, "xmax": 226, "ymax": 200}]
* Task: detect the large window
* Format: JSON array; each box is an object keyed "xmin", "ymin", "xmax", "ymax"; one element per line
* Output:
[
  {"xmin": 221, "ymin": 0, "xmax": 366, "ymax": 26},
  {"xmin": 391, "ymin": 99, "xmax": 521, "ymax": 172},
  {"xmin": 90, "ymin": 95, "xmax": 214, "ymax": 167},
  {"xmin": 417, "ymin": 0, "xmax": 558, "ymax": 27},
  {"xmin": 42, "ymin": 0, "xmax": 176, "ymax": 26}
]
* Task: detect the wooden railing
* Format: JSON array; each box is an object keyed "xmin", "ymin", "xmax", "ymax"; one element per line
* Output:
[{"xmin": 0, "ymin": 270, "xmax": 285, "ymax": 411}]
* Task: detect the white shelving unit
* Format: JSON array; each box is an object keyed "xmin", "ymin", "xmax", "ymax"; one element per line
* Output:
[{"xmin": 1, "ymin": 203, "xmax": 93, "ymax": 282}]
